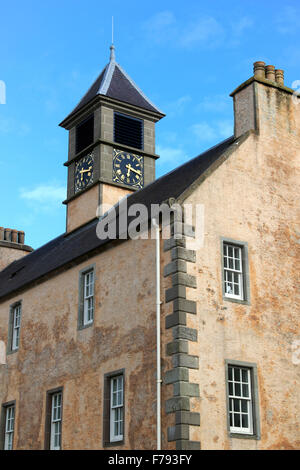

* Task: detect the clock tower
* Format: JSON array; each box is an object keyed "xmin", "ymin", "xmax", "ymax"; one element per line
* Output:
[{"xmin": 60, "ymin": 45, "xmax": 165, "ymax": 233}]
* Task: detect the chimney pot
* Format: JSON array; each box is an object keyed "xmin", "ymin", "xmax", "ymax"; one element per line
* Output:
[
  {"xmin": 265, "ymin": 65, "xmax": 276, "ymax": 81},
  {"xmin": 275, "ymin": 69, "xmax": 284, "ymax": 86},
  {"xmin": 0, "ymin": 227, "xmax": 4, "ymax": 241},
  {"xmin": 11, "ymin": 230, "xmax": 18, "ymax": 243},
  {"xmin": 254, "ymin": 61, "xmax": 266, "ymax": 79},
  {"xmin": 4, "ymin": 228, "xmax": 12, "ymax": 242},
  {"xmin": 18, "ymin": 231, "xmax": 25, "ymax": 245}
]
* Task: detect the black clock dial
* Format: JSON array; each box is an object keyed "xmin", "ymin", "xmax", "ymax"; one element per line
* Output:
[
  {"xmin": 75, "ymin": 153, "xmax": 94, "ymax": 193},
  {"xmin": 112, "ymin": 150, "xmax": 144, "ymax": 189}
]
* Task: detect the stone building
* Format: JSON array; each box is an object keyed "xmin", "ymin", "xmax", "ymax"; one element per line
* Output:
[{"xmin": 0, "ymin": 50, "xmax": 299, "ymax": 450}]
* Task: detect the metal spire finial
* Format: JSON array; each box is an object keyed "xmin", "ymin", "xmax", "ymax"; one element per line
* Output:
[{"xmin": 110, "ymin": 16, "xmax": 115, "ymax": 62}]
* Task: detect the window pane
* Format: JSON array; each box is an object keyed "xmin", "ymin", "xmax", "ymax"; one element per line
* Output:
[
  {"xmin": 241, "ymin": 400, "xmax": 248, "ymax": 413},
  {"xmin": 228, "ymin": 367, "xmax": 233, "ymax": 381},
  {"xmin": 234, "ymin": 284, "xmax": 240, "ymax": 295},
  {"xmin": 242, "ymin": 383, "xmax": 249, "ymax": 397},
  {"xmin": 233, "ymin": 399, "xmax": 240, "ymax": 412},
  {"xmin": 234, "ymin": 368, "xmax": 240, "ymax": 381},
  {"xmin": 229, "ymin": 382, "xmax": 233, "ymax": 396},
  {"xmin": 242, "ymin": 369, "xmax": 248, "ymax": 383},
  {"xmin": 234, "ymin": 413, "xmax": 241, "ymax": 427},
  {"xmin": 229, "ymin": 257, "xmax": 234, "ymax": 269},
  {"xmin": 235, "ymin": 382, "xmax": 241, "ymax": 397},
  {"xmin": 242, "ymin": 413, "xmax": 249, "ymax": 429},
  {"xmin": 228, "ymin": 246, "xmax": 233, "ymax": 257},
  {"xmin": 112, "ymin": 392, "xmax": 117, "ymax": 407},
  {"xmin": 118, "ymin": 376, "xmax": 123, "ymax": 389}
]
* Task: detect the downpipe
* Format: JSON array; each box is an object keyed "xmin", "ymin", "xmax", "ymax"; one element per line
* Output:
[{"xmin": 152, "ymin": 218, "xmax": 162, "ymax": 450}]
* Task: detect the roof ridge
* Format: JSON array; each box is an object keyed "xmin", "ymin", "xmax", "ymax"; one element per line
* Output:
[{"xmin": 99, "ymin": 60, "xmax": 116, "ymax": 95}]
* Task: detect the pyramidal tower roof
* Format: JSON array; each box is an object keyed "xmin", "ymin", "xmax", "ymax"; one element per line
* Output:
[{"xmin": 62, "ymin": 45, "xmax": 164, "ymax": 124}]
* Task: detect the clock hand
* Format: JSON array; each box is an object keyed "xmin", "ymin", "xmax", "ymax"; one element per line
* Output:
[
  {"xmin": 79, "ymin": 166, "xmax": 92, "ymax": 174},
  {"xmin": 126, "ymin": 164, "xmax": 141, "ymax": 176}
]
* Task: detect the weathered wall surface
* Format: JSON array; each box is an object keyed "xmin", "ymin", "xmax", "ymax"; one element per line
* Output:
[
  {"xmin": 100, "ymin": 183, "xmax": 133, "ymax": 213},
  {"xmin": 183, "ymin": 84, "xmax": 300, "ymax": 449},
  {"xmin": 67, "ymin": 184, "xmax": 99, "ymax": 233},
  {"xmin": 0, "ymin": 246, "xmax": 31, "ymax": 273},
  {"xmin": 0, "ymin": 236, "xmax": 159, "ymax": 450}
]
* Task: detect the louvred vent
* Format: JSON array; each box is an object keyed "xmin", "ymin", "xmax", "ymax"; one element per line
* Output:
[
  {"xmin": 76, "ymin": 114, "xmax": 94, "ymax": 154},
  {"xmin": 114, "ymin": 112, "xmax": 143, "ymax": 150}
]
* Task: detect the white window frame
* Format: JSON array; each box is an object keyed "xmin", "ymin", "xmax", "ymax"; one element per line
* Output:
[
  {"xmin": 4, "ymin": 405, "xmax": 15, "ymax": 450},
  {"xmin": 83, "ymin": 270, "xmax": 94, "ymax": 326},
  {"xmin": 110, "ymin": 375, "xmax": 124, "ymax": 442},
  {"xmin": 12, "ymin": 304, "xmax": 21, "ymax": 351},
  {"xmin": 228, "ymin": 365, "xmax": 253, "ymax": 435},
  {"xmin": 50, "ymin": 392, "xmax": 62, "ymax": 450},
  {"xmin": 223, "ymin": 243, "xmax": 244, "ymax": 300}
]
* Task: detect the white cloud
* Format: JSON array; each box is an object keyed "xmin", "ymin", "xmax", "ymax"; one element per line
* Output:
[
  {"xmin": 143, "ymin": 12, "xmax": 252, "ymax": 49},
  {"xmin": 142, "ymin": 12, "xmax": 225, "ymax": 48},
  {"xmin": 145, "ymin": 10, "xmax": 176, "ymax": 30},
  {"xmin": 192, "ymin": 122, "xmax": 217, "ymax": 141},
  {"xmin": 192, "ymin": 120, "xmax": 233, "ymax": 142},
  {"xmin": 0, "ymin": 116, "xmax": 13, "ymax": 133},
  {"xmin": 157, "ymin": 144, "xmax": 188, "ymax": 164},
  {"xmin": 217, "ymin": 120, "xmax": 233, "ymax": 138},
  {"xmin": 197, "ymin": 94, "xmax": 230, "ymax": 113},
  {"xmin": 166, "ymin": 95, "xmax": 191, "ymax": 117},
  {"xmin": 231, "ymin": 16, "xmax": 253, "ymax": 37},
  {"xmin": 0, "ymin": 116, "xmax": 31, "ymax": 135},
  {"xmin": 180, "ymin": 17, "xmax": 225, "ymax": 48},
  {"xmin": 276, "ymin": 6, "xmax": 300, "ymax": 34},
  {"xmin": 143, "ymin": 11, "xmax": 176, "ymax": 43},
  {"xmin": 20, "ymin": 184, "xmax": 66, "ymax": 206}
]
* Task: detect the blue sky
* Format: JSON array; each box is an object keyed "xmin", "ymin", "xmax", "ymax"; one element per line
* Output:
[{"xmin": 1, "ymin": 0, "xmax": 300, "ymax": 248}]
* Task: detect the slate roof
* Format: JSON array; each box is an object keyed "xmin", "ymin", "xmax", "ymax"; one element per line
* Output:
[
  {"xmin": 62, "ymin": 46, "xmax": 164, "ymax": 123},
  {"xmin": 0, "ymin": 135, "xmax": 237, "ymax": 301}
]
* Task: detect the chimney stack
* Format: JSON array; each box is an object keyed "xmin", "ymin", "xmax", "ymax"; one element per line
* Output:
[
  {"xmin": 0, "ymin": 227, "xmax": 33, "ymax": 272},
  {"xmin": 0, "ymin": 227, "xmax": 26, "ymax": 245},
  {"xmin": 231, "ymin": 60, "xmax": 292, "ymax": 138}
]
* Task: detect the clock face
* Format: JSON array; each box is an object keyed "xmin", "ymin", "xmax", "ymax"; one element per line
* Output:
[
  {"xmin": 75, "ymin": 153, "xmax": 94, "ymax": 193},
  {"xmin": 112, "ymin": 150, "xmax": 144, "ymax": 189}
]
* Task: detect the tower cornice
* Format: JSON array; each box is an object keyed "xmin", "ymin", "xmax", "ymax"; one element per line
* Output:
[{"xmin": 59, "ymin": 94, "xmax": 165, "ymax": 130}]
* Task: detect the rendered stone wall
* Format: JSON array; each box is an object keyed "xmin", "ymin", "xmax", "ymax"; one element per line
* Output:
[
  {"xmin": 0, "ymin": 236, "xmax": 159, "ymax": 450},
  {"xmin": 66, "ymin": 184, "xmax": 99, "ymax": 233},
  {"xmin": 0, "ymin": 245, "xmax": 31, "ymax": 273},
  {"xmin": 183, "ymin": 83, "xmax": 300, "ymax": 449}
]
